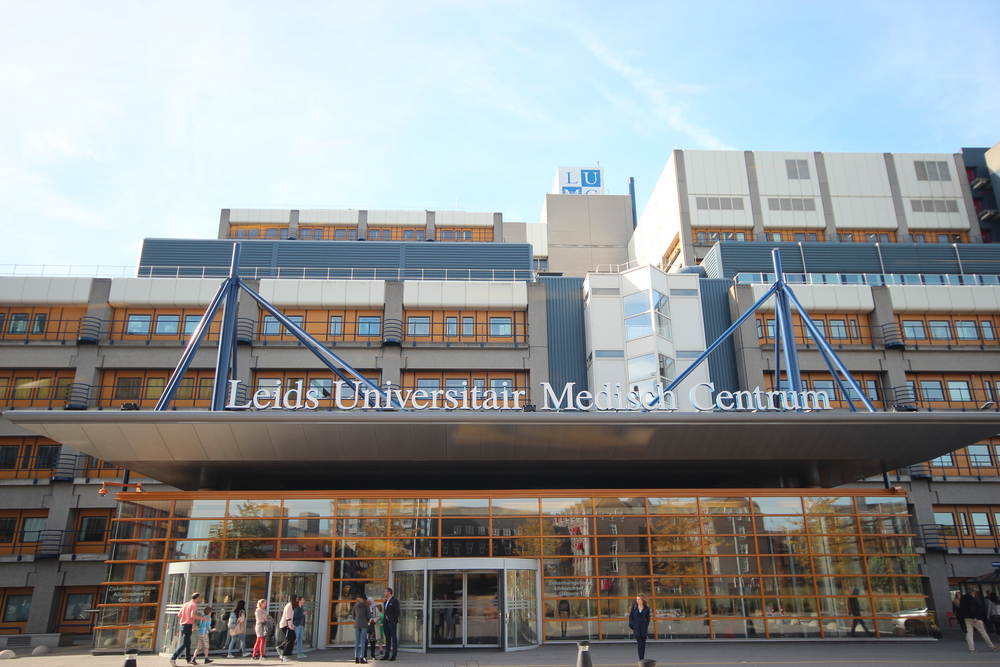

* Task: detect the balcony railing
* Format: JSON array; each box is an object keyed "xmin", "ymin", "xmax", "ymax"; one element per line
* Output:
[
  {"xmin": 757, "ymin": 323, "xmax": 878, "ymax": 349},
  {"xmin": 734, "ymin": 271, "xmax": 1000, "ymax": 287},
  {"xmin": 0, "ymin": 318, "xmax": 91, "ymax": 343},
  {"xmin": 890, "ymin": 385, "xmax": 1000, "ymax": 412},
  {"xmin": 0, "ymin": 453, "xmax": 125, "ymax": 481},
  {"xmin": 915, "ymin": 523, "xmax": 1000, "ymax": 552},
  {"xmin": 0, "ymin": 528, "xmax": 112, "ymax": 559},
  {"xmin": 0, "ymin": 264, "xmax": 537, "ymax": 281}
]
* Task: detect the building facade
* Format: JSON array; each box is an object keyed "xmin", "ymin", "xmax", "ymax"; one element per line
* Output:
[{"xmin": 2, "ymin": 150, "xmax": 1000, "ymax": 651}]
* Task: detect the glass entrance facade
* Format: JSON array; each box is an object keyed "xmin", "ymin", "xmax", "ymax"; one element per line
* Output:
[{"xmin": 95, "ymin": 489, "xmax": 929, "ymax": 651}]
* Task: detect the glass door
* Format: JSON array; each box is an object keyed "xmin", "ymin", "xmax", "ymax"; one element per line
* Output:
[
  {"xmin": 270, "ymin": 573, "xmax": 318, "ymax": 651},
  {"xmin": 504, "ymin": 569, "xmax": 537, "ymax": 649},
  {"xmin": 428, "ymin": 571, "xmax": 499, "ymax": 648},
  {"xmin": 396, "ymin": 571, "xmax": 426, "ymax": 651}
]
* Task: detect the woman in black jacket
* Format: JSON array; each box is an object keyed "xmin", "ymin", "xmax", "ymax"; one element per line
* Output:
[{"xmin": 628, "ymin": 593, "xmax": 651, "ymax": 660}]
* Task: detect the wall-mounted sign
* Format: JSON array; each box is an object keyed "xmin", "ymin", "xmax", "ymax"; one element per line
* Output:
[
  {"xmin": 553, "ymin": 167, "xmax": 604, "ymax": 195},
  {"xmin": 225, "ymin": 380, "xmax": 830, "ymax": 413}
]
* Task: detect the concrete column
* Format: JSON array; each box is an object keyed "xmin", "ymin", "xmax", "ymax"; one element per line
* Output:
[
  {"xmin": 744, "ymin": 151, "xmax": 765, "ymax": 240},
  {"xmin": 674, "ymin": 150, "xmax": 696, "ymax": 267},
  {"xmin": 492, "ymin": 212, "xmax": 503, "ymax": 243},
  {"xmin": 218, "ymin": 208, "xmax": 231, "ymax": 240},
  {"xmin": 357, "ymin": 210, "xmax": 369, "ymax": 241},
  {"xmin": 729, "ymin": 285, "xmax": 769, "ymax": 389},
  {"xmin": 813, "ymin": 152, "xmax": 838, "ymax": 241},
  {"xmin": 237, "ymin": 280, "xmax": 261, "ymax": 393},
  {"xmin": 426, "ymin": 211, "xmax": 435, "ymax": 242},
  {"xmin": 380, "ymin": 281, "xmax": 404, "ymax": 387},
  {"xmin": 868, "ymin": 286, "xmax": 908, "ymax": 404},
  {"xmin": 288, "ymin": 210, "xmax": 300, "ymax": 240},
  {"xmin": 883, "ymin": 154, "xmax": 911, "ymax": 239},
  {"xmin": 954, "ymin": 153, "xmax": 984, "ymax": 240},
  {"xmin": 73, "ymin": 279, "xmax": 113, "ymax": 404},
  {"xmin": 524, "ymin": 282, "xmax": 550, "ymax": 400}
]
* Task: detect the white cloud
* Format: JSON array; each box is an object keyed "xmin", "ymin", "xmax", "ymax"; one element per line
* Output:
[{"xmin": 583, "ymin": 37, "xmax": 733, "ymax": 151}]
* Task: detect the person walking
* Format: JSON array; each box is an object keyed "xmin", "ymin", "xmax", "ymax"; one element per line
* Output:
[
  {"xmin": 193, "ymin": 606, "xmax": 215, "ymax": 665},
  {"xmin": 382, "ymin": 588, "xmax": 399, "ymax": 662},
  {"xmin": 278, "ymin": 595, "xmax": 297, "ymax": 663},
  {"xmin": 847, "ymin": 590, "xmax": 873, "ymax": 637},
  {"xmin": 227, "ymin": 600, "xmax": 250, "ymax": 658},
  {"xmin": 353, "ymin": 596, "xmax": 372, "ymax": 664},
  {"xmin": 628, "ymin": 593, "xmax": 651, "ymax": 661},
  {"xmin": 293, "ymin": 597, "xmax": 307, "ymax": 658},
  {"xmin": 959, "ymin": 588, "xmax": 998, "ymax": 652},
  {"xmin": 171, "ymin": 592, "xmax": 202, "ymax": 666},
  {"xmin": 987, "ymin": 591, "xmax": 1000, "ymax": 634},
  {"xmin": 252, "ymin": 599, "xmax": 269, "ymax": 660}
]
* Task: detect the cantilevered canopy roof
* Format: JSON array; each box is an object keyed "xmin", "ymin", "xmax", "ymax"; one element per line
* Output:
[{"xmin": 6, "ymin": 410, "xmax": 999, "ymax": 491}]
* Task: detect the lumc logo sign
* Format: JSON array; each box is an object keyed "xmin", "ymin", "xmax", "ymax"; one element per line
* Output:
[{"xmin": 225, "ymin": 380, "xmax": 831, "ymax": 413}]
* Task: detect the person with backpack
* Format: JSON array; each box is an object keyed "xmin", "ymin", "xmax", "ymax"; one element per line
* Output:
[
  {"xmin": 192, "ymin": 606, "xmax": 215, "ymax": 665},
  {"xmin": 252, "ymin": 599, "xmax": 270, "ymax": 660},
  {"xmin": 226, "ymin": 600, "xmax": 250, "ymax": 658}
]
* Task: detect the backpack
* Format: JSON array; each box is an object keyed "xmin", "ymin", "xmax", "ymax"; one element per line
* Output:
[
  {"xmin": 228, "ymin": 611, "xmax": 238, "ymax": 629},
  {"xmin": 264, "ymin": 614, "xmax": 275, "ymax": 637}
]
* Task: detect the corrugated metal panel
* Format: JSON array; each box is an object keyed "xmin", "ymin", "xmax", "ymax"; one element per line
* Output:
[
  {"xmin": 539, "ymin": 276, "xmax": 588, "ymax": 392},
  {"xmin": 879, "ymin": 244, "xmax": 960, "ymax": 275},
  {"xmin": 139, "ymin": 239, "xmax": 533, "ymax": 279},
  {"xmin": 699, "ymin": 279, "xmax": 739, "ymax": 394},
  {"xmin": 957, "ymin": 246, "xmax": 1000, "ymax": 275},
  {"xmin": 700, "ymin": 245, "xmax": 723, "ymax": 279},
  {"xmin": 800, "ymin": 244, "xmax": 882, "ymax": 274},
  {"xmin": 714, "ymin": 243, "xmax": 805, "ymax": 279}
]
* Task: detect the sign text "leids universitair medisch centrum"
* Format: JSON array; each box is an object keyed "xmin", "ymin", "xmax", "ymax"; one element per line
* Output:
[{"xmin": 225, "ymin": 380, "xmax": 832, "ymax": 412}]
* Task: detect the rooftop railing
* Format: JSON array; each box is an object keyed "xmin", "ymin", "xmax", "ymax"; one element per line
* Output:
[
  {"xmin": 0, "ymin": 265, "xmax": 537, "ymax": 281},
  {"xmin": 734, "ymin": 272, "xmax": 1000, "ymax": 287}
]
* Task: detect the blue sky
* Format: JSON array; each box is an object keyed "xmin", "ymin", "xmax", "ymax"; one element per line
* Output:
[{"xmin": 1, "ymin": 1, "xmax": 998, "ymax": 268}]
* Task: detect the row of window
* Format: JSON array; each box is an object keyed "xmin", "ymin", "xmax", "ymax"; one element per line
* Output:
[
  {"xmin": 230, "ymin": 227, "xmax": 490, "ymax": 242},
  {"xmin": 899, "ymin": 317, "xmax": 997, "ymax": 342},
  {"xmin": 929, "ymin": 441, "xmax": 1000, "ymax": 469},
  {"xmin": 932, "ymin": 506, "xmax": 1000, "ymax": 538},
  {"xmin": 756, "ymin": 315, "xmax": 872, "ymax": 344}
]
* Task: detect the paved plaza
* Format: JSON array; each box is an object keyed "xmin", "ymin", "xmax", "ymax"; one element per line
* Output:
[{"xmin": 3, "ymin": 630, "xmax": 999, "ymax": 667}]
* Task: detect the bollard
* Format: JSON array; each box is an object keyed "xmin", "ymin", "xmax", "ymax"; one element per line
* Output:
[
  {"xmin": 576, "ymin": 640, "xmax": 593, "ymax": 667},
  {"xmin": 638, "ymin": 660, "xmax": 657, "ymax": 667},
  {"xmin": 124, "ymin": 648, "xmax": 139, "ymax": 667}
]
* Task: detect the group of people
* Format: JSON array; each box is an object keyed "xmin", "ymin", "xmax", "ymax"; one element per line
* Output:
[
  {"xmin": 169, "ymin": 593, "xmax": 311, "ymax": 666},
  {"xmin": 954, "ymin": 588, "xmax": 1000, "ymax": 652},
  {"xmin": 351, "ymin": 587, "xmax": 401, "ymax": 664}
]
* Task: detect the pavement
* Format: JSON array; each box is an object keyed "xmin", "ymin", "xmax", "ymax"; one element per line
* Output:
[{"xmin": 3, "ymin": 631, "xmax": 999, "ymax": 667}]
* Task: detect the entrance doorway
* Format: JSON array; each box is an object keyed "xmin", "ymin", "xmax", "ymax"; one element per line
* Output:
[
  {"xmin": 429, "ymin": 571, "xmax": 499, "ymax": 647},
  {"xmin": 160, "ymin": 561, "xmax": 324, "ymax": 655},
  {"xmin": 390, "ymin": 558, "xmax": 539, "ymax": 652}
]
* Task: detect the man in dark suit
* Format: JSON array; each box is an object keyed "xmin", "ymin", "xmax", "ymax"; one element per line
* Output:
[{"xmin": 383, "ymin": 587, "xmax": 400, "ymax": 661}]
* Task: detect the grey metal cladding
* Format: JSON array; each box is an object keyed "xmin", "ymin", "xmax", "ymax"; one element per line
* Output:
[
  {"xmin": 700, "ymin": 244, "xmax": 724, "ymax": 279},
  {"xmin": 539, "ymin": 276, "xmax": 588, "ymax": 392},
  {"xmin": 955, "ymin": 246, "xmax": 1000, "ymax": 275},
  {"xmin": 139, "ymin": 239, "xmax": 533, "ymax": 277},
  {"xmin": 799, "ymin": 244, "xmax": 882, "ymax": 274},
  {"xmin": 878, "ymin": 244, "xmax": 960, "ymax": 275},
  {"xmin": 699, "ymin": 278, "xmax": 739, "ymax": 394},
  {"xmin": 712, "ymin": 243, "xmax": 806, "ymax": 279}
]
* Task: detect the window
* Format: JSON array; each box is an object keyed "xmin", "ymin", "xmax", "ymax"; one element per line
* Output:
[
  {"xmin": 22, "ymin": 516, "xmax": 47, "ymax": 542},
  {"xmin": 197, "ymin": 377, "xmax": 213, "ymax": 401},
  {"xmin": 80, "ymin": 516, "xmax": 108, "ymax": 542},
  {"xmin": 812, "ymin": 380, "xmax": 837, "ymax": 400},
  {"xmin": 262, "ymin": 315, "xmax": 303, "ymax": 336},
  {"xmin": 919, "ymin": 380, "xmax": 944, "ymax": 401},
  {"xmin": 416, "ymin": 378, "xmax": 440, "ymax": 390},
  {"xmin": 446, "ymin": 317, "xmax": 457, "ymax": 337},
  {"xmin": 786, "ymin": 159, "xmax": 810, "ymax": 179},
  {"xmin": 334, "ymin": 229, "xmax": 346, "ymax": 240},
  {"xmin": 628, "ymin": 354, "xmax": 657, "ymax": 383},
  {"xmin": 248, "ymin": 229, "xmax": 259, "ymax": 238},
  {"xmin": 329, "ymin": 316, "xmax": 343, "ymax": 337},
  {"xmin": 300, "ymin": 228, "xmax": 312, "ymax": 239},
  {"xmin": 768, "ymin": 198, "xmax": 816, "ymax": 211},
  {"xmin": 793, "ymin": 232, "xmax": 819, "ymax": 241},
  {"xmin": 266, "ymin": 228, "xmax": 277, "ymax": 238},
  {"xmin": 64, "ymin": 593, "xmax": 94, "ymax": 621},
  {"xmin": 489, "ymin": 317, "xmax": 512, "ymax": 337},
  {"xmin": 146, "ymin": 378, "xmax": 164, "ymax": 400},
  {"xmin": 154, "ymin": 315, "xmax": 180, "ymax": 335},
  {"xmin": 982, "ymin": 321, "xmax": 996, "ymax": 340},
  {"xmin": 946, "ymin": 381, "xmax": 971, "ymax": 402},
  {"xmin": 8, "ymin": 313, "xmax": 28, "ymax": 334},
  {"xmin": 623, "ymin": 291, "xmax": 649, "ymax": 317},
  {"xmin": 490, "ymin": 379, "xmax": 513, "ymax": 397},
  {"xmin": 928, "ymin": 321, "xmax": 951, "ymax": 340},
  {"xmin": 902, "ymin": 321, "xmax": 926, "ymax": 339},
  {"xmin": 308, "ymin": 378, "xmax": 333, "ymax": 400},
  {"xmin": 115, "ymin": 377, "xmax": 142, "ymax": 400},
  {"xmin": 659, "ymin": 355, "xmax": 675, "ymax": 383},
  {"xmin": 0, "ymin": 446, "xmax": 16, "ymax": 469},
  {"xmin": 368, "ymin": 229, "xmax": 381, "ymax": 240},
  {"xmin": 31, "ymin": 314, "xmax": 46, "ymax": 335},
  {"xmin": 828, "ymin": 320, "xmax": 848, "ymax": 339},
  {"xmin": 3, "ymin": 595, "xmax": 30, "ymax": 623},
  {"xmin": 954, "ymin": 321, "xmax": 978, "ymax": 340},
  {"xmin": 914, "ymin": 160, "xmax": 951, "ymax": 181},
  {"xmin": 36, "ymin": 445, "xmax": 60, "ymax": 469},
  {"xmin": 462, "ymin": 317, "xmax": 474, "ymax": 337},
  {"xmin": 125, "ymin": 314, "xmax": 151, "ymax": 335},
  {"xmin": 0, "ymin": 517, "xmax": 15, "ymax": 542},
  {"xmin": 407, "ymin": 317, "xmax": 430, "ymax": 336},
  {"xmin": 358, "ymin": 316, "xmax": 381, "ymax": 337},
  {"xmin": 967, "ymin": 444, "xmax": 991, "ymax": 467},
  {"xmin": 930, "ymin": 453, "xmax": 953, "ymax": 467},
  {"xmin": 970, "ymin": 512, "xmax": 992, "ymax": 536},
  {"xmin": 933, "ymin": 512, "xmax": 956, "ymax": 535},
  {"xmin": 183, "ymin": 315, "xmax": 201, "ymax": 335}
]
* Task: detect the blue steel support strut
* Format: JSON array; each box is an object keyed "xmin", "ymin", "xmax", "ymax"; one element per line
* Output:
[
  {"xmin": 657, "ymin": 282, "xmax": 781, "ymax": 400},
  {"xmin": 771, "ymin": 250, "xmax": 803, "ymax": 395},
  {"xmin": 211, "ymin": 243, "xmax": 243, "ymax": 410},
  {"xmin": 237, "ymin": 279, "xmax": 401, "ymax": 408},
  {"xmin": 785, "ymin": 289, "xmax": 877, "ymax": 413},
  {"xmin": 154, "ymin": 278, "xmax": 230, "ymax": 411}
]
